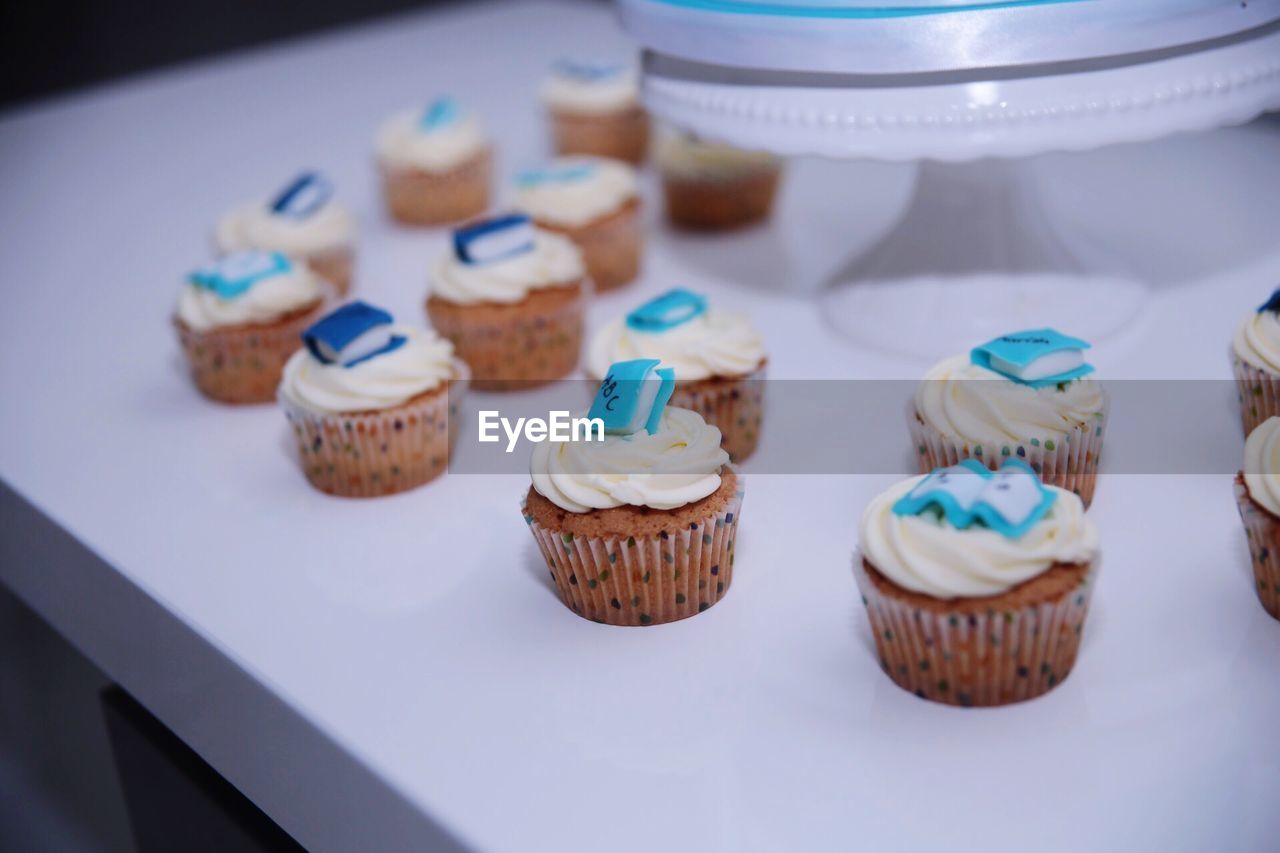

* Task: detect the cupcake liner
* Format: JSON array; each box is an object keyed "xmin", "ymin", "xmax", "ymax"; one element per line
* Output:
[
  {"xmin": 853, "ymin": 559, "xmax": 1098, "ymax": 706},
  {"xmin": 279, "ymin": 360, "xmax": 469, "ymax": 497},
  {"xmin": 550, "ymin": 107, "xmax": 650, "ymax": 165},
  {"xmin": 1231, "ymin": 353, "xmax": 1280, "ymax": 438},
  {"xmin": 670, "ymin": 363, "xmax": 767, "ymax": 463},
  {"xmin": 907, "ymin": 401, "xmax": 1106, "ymax": 508},
  {"xmin": 427, "ymin": 283, "xmax": 587, "ymax": 392},
  {"xmin": 380, "ymin": 148, "xmax": 492, "ymax": 226},
  {"xmin": 541, "ymin": 203, "xmax": 641, "ymax": 292},
  {"xmin": 1233, "ymin": 474, "xmax": 1280, "ymax": 620},
  {"xmin": 662, "ymin": 166, "xmax": 780, "ymax": 232},
  {"xmin": 523, "ymin": 479, "xmax": 745, "ymax": 626},
  {"xmin": 174, "ymin": 304, "xmax": 323, "ymax": 405},
  {"xmin": 303, "ymin": 245, "xmax": 354, "ymax": 298}
]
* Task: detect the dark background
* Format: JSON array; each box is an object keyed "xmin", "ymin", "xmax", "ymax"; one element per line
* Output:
[{"xmin": 0, "ymin": 0, "xmax": 452, "ymax": 107}]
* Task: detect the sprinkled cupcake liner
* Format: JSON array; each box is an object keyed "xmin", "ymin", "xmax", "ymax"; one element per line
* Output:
[
  {"xmin": 670, "ymin": 364, "xmax": 767, "ymax": 464},
  {"xmin": 522, "ymin": 481, "xmax": 745, "ymax": 627},
  {"xmin": 279, "ymin": 360, "xmax": 469, "ymax": 497},
  {"xmin": 427, "ymin": 283, "xmax": 588, "ymax": 392},
  {"xmin": 1233, "ymin": 474, "xmax": 1280, "ymax": 621},
  {"xmin": 907, "ymin": 402, "xmax": 1106, "ymax": 509},
  {"xmin": 662, "ymin": 165, "xmax": 780, "ymax": 232},
  {"xmin": 174, "ymin": 303, "xmax": 325, "ymax": 405},
  {"xmin": 853, "ymin": 559, "xmax": 1098, "ymax": 707},
  {"xmin": 539, "ymin": 202, "xmax": 642, "ymax": 292},
  {"xmin": 380, "ymin": 147, "xmax": 492, "ymax": 226},
  {"xmin": 550, "ymin": 107, "xmax": 650, "ymax": 165},
  {"xmin": 1231, "ymin": 354, "xmax": 1280, "ymax": 438},
  {"xmin": 302, "ymin": 245, "xmax": 355, "ymax": 298}
]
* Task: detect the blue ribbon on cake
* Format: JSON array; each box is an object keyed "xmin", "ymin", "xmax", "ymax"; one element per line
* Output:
[{"xmin": 303, "ymin": 301, "xmax": 406, "ymax": 368}]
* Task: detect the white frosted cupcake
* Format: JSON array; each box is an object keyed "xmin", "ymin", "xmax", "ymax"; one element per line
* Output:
[
  {"xmin": 1234, "ymin": 416, "xmax": 1280, "ymax": 620},
  {"xmin": 909, "ymin": 329, "xmax": 1107, "ymax": 507},
  {"xmin": 1232, "ymin": 290, "xmax": 1280, "ymax": 436},
  {"xmin": 513, "ymin": 156, "xmax": 641, "ymax": 291},
  {"xmin": 856, "ymin": 460, "xmax": 1101, "ymax": 706},
  {"xmin": 174, "ymin": 250, "xmax": 326, "ymax": 404},
  {"xmin": 657, "ymin": 132, "xmax": 781, "ymax": 231},
  {"xmin": 279, "ymin": 300, "xmax": 468, "ymax": 497},
  {"xmin": 540, "ymin": 59, "xmax": 649, "ymax": 165},
  {"xmin": 586, "ymin": 289, "xmax": 767, "ymax": 461},
  {"xmin": 375, "ymin": 97, "xmax": 492, "ymax": 226},
  {"xmin": 523, "ymin": 358, "xmax": 743, "ymax": 626},
  {"xmin": 216, "ymin": 172, "xmax": 356, "ymax": 296}
]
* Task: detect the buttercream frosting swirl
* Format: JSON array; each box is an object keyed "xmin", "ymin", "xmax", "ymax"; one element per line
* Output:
[
  {"xmin": 531, "ymin": 407, "xmax": 729, "ymax": 513},
  {"xmin": 430, "ymin": 230, "xmax": 583, "ymax": 305},
  {"xmin": 1233, "ymin": 310, "xmax": 1280, "ymax": 373},
  {"xmin": 216, "ymin": 198, "xmax": 355, "ymax": 257},
  {"xmin": 859, "ymin": 475, "xmax": 1099, "ymax": 599},
  {"xmin": 587, "ymin": 310, "xmax": 765, "ymax": 382},
  {"xmin": 1244, "ymin": 416, "xmax": 1280, "ymax": 516},
  {"xmin": 375, "ymin": 108, "xmax": 488, "ymax": 173},
  {"xmin": 279, "ymin": 325, "xmax": 457, "ymax": 413},
  {"xmin": 513, "ymin": 157, "xmax": 637, "ymax": 228},
  {"xmin": 540, "ymin": 68, "xmax": 640, "ymax": 114},
  {"xmin": 914, "ymin": 355, "xmax": 1105, "ymax": 446},
  {"xmin": 176, "ymin": 262, "xmax": 321, "ymax": 331}
]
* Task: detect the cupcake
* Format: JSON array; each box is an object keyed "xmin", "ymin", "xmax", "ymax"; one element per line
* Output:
[
  {"xmin": 1231, "ymin": 288, "xmax": 1280, "ymax": 436},
  {"xmin": 909, "ymin": 329, "xmax": 1107, "ymax": 508},
  {"xmin": 540, "ymin": 59, "xmax": 649, "ymax": 165},
  {"xmin": 523, "ymin": 359, "xmax": 744, "ymax": 626},
  {"xmin": 174, "ymin": 250, "xmax": 326, "ymax": 404},
  {"xmin": 657, "ymin": 132, "xmax": 782, "ymax": 231},
  {"xmin": 216, "ymin": 172, "xmax": 356, "ymax": 297},
  {"xmin": 513, "ymin": 157, "xmax": 641, "ymax": 292},
  {"xmin": 856, "ymin": 460, "xmax": 1101, "ymax": 706},
  {"xmin": 427, "ymin": 213, "xmax": 588, "ymax": 391},
  {"xmin": 1234, "ymin": 416, "xmax": 1280, "ymax": 620},
  {"xmin": 278, "ymin": 301, "xmax": 469, "ymax": 497},
  {"xmin": 375, "ymin": 97, "xmax": 492, "ymax": 226},
  {"xmin": 586, "ymin": 289, "xmax": 766, "ymax": 462}
]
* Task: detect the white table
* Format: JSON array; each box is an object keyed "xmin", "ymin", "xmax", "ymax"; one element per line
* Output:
[{"xmin": 2, "ymin": 1, "xmax": 1278, "ymax": 851}]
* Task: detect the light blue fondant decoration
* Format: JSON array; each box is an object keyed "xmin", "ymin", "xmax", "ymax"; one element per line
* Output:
[
  {"xmin": 588, "ymin": 359, "xmax": 677, "ymax": 436},
  {"xmin": 269, "ymin": 172, "xmax": 333, "ymax": 218},
  {"xmin": 453, "ymin": 214, "xmax": 536, "ymax": 265},
  {"xmin": 892, "ymin": 459, "xmax": 1056, "ymax": 539},
  {"xmin": 970, "ymin": 328, "xmax": 1094, "ymax": 388},
  {"xmin": 189, "ymin": 250, "xmax": 291, "ymax": 299},
  {"xmin": 419, "ymin": 97, "xmax": 462, "ymax": 131},
  {"xmin": 515, "ymin": 162, "xmax": 597, "ymax": 189},
  {"xmin": 552, "ymin": 58, "xmax": 627, "ymax": 82},
  {"xmin": 1258, "ymin": 288, "xmax": 1280, "ymax": 314},
  {"xmin": 625, "ymin": 289, "xmax": 708, "ymax": 333},
  {"xmin": 302, "ymin": 300, "xmax": 406, "ymax": 368}
]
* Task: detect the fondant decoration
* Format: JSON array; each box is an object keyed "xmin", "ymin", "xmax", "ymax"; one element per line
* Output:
[
  {"xmin": 419, "ymin": 96, "xmax": 462, "ymax": 131},
  {"xmin": 515, "ymin": 162, "xmax": 597, "ymax": 188},
  {"xmin": 189, "ymin": 250, "xmax": 291, "ymax": 299},
  {"xmin": 269, "ymin": 172, "xmax": 334, "ymax": 218},
  {"xmin": 625, "ymin": 289, "xmax": 708, "ymax": 333},
  {"xmin": 971, "ymin": 328, "xmax": 1094, "ymax": 387},
  {"xmin": 453, "ymin": 214, "xmax": 536, "ymax": 265},
  {"xmin": 552, "ymin": 58, "xmax": 627, "ymax": 82},
  {"xmin": 1258, "ymin": 288, "xmax": 1280, "ymax": 314},
  {"xmin": 893, "ymin": 459, "xmax": 1056, "ymax": 539},
  {"xmin": 589, "ymin": 358, "xmax": 676, "ymax": 436},
  {"xmin": 303, "ymin": 301, "xmax": 406, "ymax": 367}
]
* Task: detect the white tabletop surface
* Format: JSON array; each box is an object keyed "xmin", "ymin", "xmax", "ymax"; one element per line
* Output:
[{"xmin": 2, "ymin": 1, "xmax": 1279, "ymax": 851}]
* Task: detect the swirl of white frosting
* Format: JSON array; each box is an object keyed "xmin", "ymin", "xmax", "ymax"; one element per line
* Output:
[
  {"xmin": 657, "ymin": 133, "xmax": 779, "ymax": 180},
  {"xmin": 430, "ymin": 230, "xmax": 584, "ymax": 305},
  {"xmin": 914, "ymin": 355, "xmax": 1105, "ymax": 446},
  {"xmin": 531, "ymin": 407, "xmax": 729, "ymax": 513},
  {"xmin": 859, "ymin": 475, "xmax": 1099, "ymax": 599},
  {"xmin": 586, "ymin": 310, "xmax": 765, "ymax": 382},
  {"xmin": 1244, "ymin": 416, "xmax": 1280, "ymax": 516},
  {"xmin": 279, "ymin": 325, "xmax": 457, "ymax": 413},
  {"xmin": 1233, "ymin": 310, "xmax": 1280, "ymax": 373},
  {"xmin": 176, "ymin": 263, "xmax": 321, "ymax": 331},
  {"xmin": 216, "ymin": 199, "xmax": 355, "ymax": 257},
  {"xmin": 540, "ymin": 69, "xmax": 640, "ymax": 114},
  {"xmin": 375, "ymin": 108, "xmax": 487, "ymax": 173},
  {"xmin": 513, "ymin": 157, "xmax": 637, "ymax": 228}
]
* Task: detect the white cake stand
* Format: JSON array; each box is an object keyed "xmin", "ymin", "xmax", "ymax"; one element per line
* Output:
[{"xmin": 621, "ymin": 5, "xmax": 1280, "ymax": 355}]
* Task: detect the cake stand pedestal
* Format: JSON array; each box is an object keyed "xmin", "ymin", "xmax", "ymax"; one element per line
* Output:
[{"xmin": 627, "ymin": 11, "xmax": 1280, "ymax": 355}]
